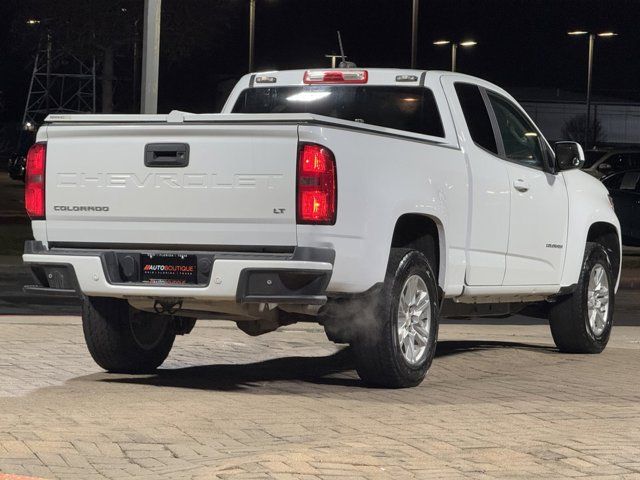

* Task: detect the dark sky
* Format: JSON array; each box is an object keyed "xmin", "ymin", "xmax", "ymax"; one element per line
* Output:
[{"xmin": 1, "ymin": 0, "xmax": 640, "ymax": 118}]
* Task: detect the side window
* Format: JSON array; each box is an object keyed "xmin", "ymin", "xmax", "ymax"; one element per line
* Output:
[
  {"xmin": 454, "ymin": 83, "xmax": 498, "ymax": 154},
  {"xmin": 611, "ymin": 153, "xmax": 640, "ymax": 171},
  {"xmin": 607, "ymin": 154, "xmax": 624, "ymax": 171},
  {"xmin": 488, "ymin": 93, "xmax": 544, "ymax": 169}
]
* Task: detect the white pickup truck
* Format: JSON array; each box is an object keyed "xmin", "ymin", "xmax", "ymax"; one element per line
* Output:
[{"xmin": 23, "ymin": 68, "xmax": 621, "ymax": 388}]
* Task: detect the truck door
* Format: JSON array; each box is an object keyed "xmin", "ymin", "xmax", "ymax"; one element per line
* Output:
[
  {"xmin": 441, "ymin": 79, "xmax": 510, "ymax": 286},
  {"xmin": 485, "ymin": 91, "xmax": 568, "ymax": 285}
]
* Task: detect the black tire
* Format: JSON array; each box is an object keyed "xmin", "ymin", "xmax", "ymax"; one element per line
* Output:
[
  {"xmin": 82, "ymin": 296, "xmax": 176, "ymax": 373},
  {"xmin": 352, "ymin": 248, "xmax": 440, "ymax": 388},
  {"xmin": 549, "ymin": 242, "xmax": 615, "ymax": 353}
]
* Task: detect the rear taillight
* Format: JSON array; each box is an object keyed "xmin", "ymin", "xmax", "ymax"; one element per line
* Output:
[
  {"xmin": 303, "ymin": 69, "xmax": 368, "ymax": 84},
  {"xmin": 297, "ymin": 143, "xmax": 337, "ymax": 225},
  {"xmin": 25, "ymin": 142, "xmax": 46, "ymax": 219}
]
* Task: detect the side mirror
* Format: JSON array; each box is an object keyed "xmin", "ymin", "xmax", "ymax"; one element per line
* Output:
[
  {"xmin": 554, "ymin": 141, "xmax": 585, "ymax": 171},
  {"xmin": 598, "ymin": 163, "xmax": 612, "ymax": 172}
]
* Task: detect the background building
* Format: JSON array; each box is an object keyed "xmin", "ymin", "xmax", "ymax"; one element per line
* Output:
[{"xmin": 515, "ymin": 87, "xmax": 640, "ymax": 146}]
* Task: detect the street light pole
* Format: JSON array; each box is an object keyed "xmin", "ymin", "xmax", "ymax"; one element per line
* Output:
[
  {"xmin": 568, "ymin": 30, "xmax": 616, "ymax": 149},
  {"xmin": 248, "ymin": 0, "xmax": 256, "ymax": 72},
  {"xmin": 45, "ymin": 30, "xmax": 52, "ymax": 112},
  {"xmin": 411, "ymin": 0, "xmax": 419, "ymax": 68},
  {"xmin": 325, "ymin": 54, "xmax": 341, "ymax": 68},
  {"xmin": 585, "ymin": 33, "xmax": 595, "ymax": 148},
  {"xmin": 434, "ymin": 40, "xmax": 477, "ymax": 72},
  {"xmin": 141, "ymin": 0, "xmax": 162, "ymax": 114},
  {"xmin": 451, "ymin": 43, "xmax": 458, "ymax": 72}
]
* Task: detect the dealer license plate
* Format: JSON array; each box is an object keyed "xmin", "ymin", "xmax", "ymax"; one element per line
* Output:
[{"xmin": 141, "ymin": 254, "xmax": 197, "ymax": 285}]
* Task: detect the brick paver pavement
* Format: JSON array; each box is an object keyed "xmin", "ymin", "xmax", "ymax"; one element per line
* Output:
[{"xmin": 0, "ymin": 315, "xmax": 639, "ymax": 479}]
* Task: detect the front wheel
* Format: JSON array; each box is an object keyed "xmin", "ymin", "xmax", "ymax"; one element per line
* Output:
[
  {"xmin": 352, "ymin": 249, "xmax": 440, "ymax": 388},
  {"xmin": 82, "ymin": 297, "xmax": 176, "ymax": 373},
  {"xmin": 549, "ymin": 242, "xmax": 615, "ymax": 353}
]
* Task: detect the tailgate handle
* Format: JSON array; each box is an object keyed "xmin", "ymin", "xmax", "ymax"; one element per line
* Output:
[{"xmin": 144, "ymin": 143, "xmax": 190, "ymax": 168}]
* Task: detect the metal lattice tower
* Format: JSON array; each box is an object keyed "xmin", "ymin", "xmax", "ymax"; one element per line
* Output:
[{"xmin": 22, "ymin": 35, "xmax": 96, "ymax": 127}]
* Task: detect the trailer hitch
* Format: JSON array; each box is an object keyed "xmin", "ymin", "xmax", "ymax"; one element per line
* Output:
[{"xmin": 153, "ymin": 298, "xmax": 183, "ymax": 315}]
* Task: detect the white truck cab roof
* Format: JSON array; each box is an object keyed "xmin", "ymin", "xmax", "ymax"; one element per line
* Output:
[{"xmin": 222, "ymin": 68, "xmax": 518, "ymax": 112}]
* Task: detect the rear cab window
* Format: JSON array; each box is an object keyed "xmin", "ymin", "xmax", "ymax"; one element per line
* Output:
[
  {"xmin": 609, "ymin": 153, "xmax": 640, "ymax": 171},
  {"xmin": 232, "ymin": 85, "xmax": 445, "ymax": 138}
]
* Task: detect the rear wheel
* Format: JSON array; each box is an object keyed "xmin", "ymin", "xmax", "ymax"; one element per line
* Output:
[
  {"xmin": 549, "ymin": 242, "xmax": 614, "ymax": 353},
  {"xmin": 82, "ymin": 297, "xmax": 176, "ymax": 373},
  {"xmin": 352, "ymin": 249, "xmax": 439, "ymax": 388}
]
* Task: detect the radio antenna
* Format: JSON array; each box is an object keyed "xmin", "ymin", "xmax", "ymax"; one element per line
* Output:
[
  {"xmin": 337, "ymin": 31, "xmax": 346, "ymax": 65},
  {"xmin": 336, "ymin": 31, "xmax": 357, "ymax": 68}
]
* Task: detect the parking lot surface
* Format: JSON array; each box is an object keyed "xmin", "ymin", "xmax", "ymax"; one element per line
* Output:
[{"xmin": 0, "ymin": 314, "xmax": 639, "ymax": 480}]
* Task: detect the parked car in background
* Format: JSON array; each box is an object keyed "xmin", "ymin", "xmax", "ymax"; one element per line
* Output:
[
  {"xmin": 582, "ymin": 149, "xmax": 640, "ymax": 179},
  {"xmin": 7, "ymin": 154, "xmax": 26, "ymax": 181},
  {"xmin": 602, "ymin": 169, "xmax": 640, "ymax": 245},
  {"xmin": 8, "ymin": 127, "xmax": 36, "ymax": 181}
]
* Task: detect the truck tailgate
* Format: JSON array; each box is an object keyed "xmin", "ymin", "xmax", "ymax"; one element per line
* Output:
[{"xmin": 44, "ymin": 123, "xmax": 299, "ymax": 248}]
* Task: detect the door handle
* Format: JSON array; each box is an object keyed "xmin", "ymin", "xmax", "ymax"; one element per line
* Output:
[
  {"xmin": 513, "ymin": 178, "xmax": 530, "ymax": 192},
  {"xmin": 144, "ymin": 143, "xmax": 190, "ymax": 167}
]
